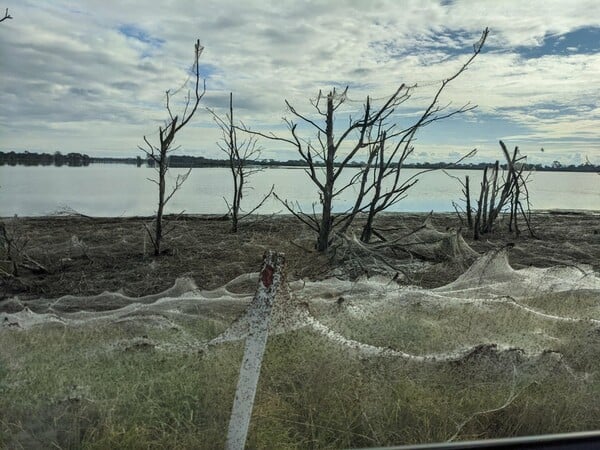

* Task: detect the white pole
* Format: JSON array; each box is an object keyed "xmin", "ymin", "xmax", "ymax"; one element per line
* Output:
[{"xmin": 225, "ymin": 251, "xmax": 284, "ymax": 450}]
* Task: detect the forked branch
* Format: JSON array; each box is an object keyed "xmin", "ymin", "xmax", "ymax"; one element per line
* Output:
[{"xmin": 0, "ymin": 8, "xmax": 12, "ymax": 23}]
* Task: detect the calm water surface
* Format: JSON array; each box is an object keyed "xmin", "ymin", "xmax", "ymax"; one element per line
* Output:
[{"xmin": 0, "ymin": 165, "xmax": 598, "ymax": 216}]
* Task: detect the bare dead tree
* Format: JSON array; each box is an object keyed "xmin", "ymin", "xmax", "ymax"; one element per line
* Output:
[
  {"xmin": 348, "ymin": 29, "xmax": 487, "ymax": 243},
  {"xmin": 0, "ymin": 2, "xmax": 14, "ymax": 268},
  {"xmin": 446, "ymin": 171, "xmax": 473, "ymax": 229},
  {"xmin": 139, "ymin": 39, "xmax": 205, "ymax": 256},
  {"xmin": 464, "ymin": 175, "xmax": 473, "ymax": 229},
  {"xmin": 334, "ymin": 119, "xmax": 477, "ymax": 244},
  {"xmin": 241, "ymin": 84, "xmax": 415, "ymax": 251},
  {"xmin": 208, "ymin": 93, "xmax": 273, "ymax": 232},
  {"xmin": 500, "ymin": 141, "xmax": 536, "ymax": 237},
  {"xmin": 352, "ymin": 137, "xmax": 476, "ymax": 243},
  {"xmin": 464, "ymin": 140, "xmax": 536, "ymax": 240},
  {"xmin": 242, "ymin": 28, "xmax": 488, "ymax": 251},
  {"xmin": 0, "ymin": 8, "xmax": 12, "ymax": 23}
]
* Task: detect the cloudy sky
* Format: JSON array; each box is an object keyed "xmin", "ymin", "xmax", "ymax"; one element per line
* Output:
[{"xmin": 1, "ymin": 0, "xmax": 599, "ymax": 165}]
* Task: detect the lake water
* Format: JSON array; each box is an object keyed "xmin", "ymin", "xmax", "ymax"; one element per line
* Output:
[{"xmin": 0, "ymin": 165, "xmax": 598, "ymax": 217}]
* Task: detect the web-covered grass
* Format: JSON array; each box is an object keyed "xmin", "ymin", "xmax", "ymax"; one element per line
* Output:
[{"xmin": 1, "ymin": 245, "xmax": 599, "ymax": 448}]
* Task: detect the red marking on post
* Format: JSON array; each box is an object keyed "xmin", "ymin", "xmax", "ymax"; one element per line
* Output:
[{"xmin": 261, "ymin": 264, "xmax": 274, "ymax": 288}]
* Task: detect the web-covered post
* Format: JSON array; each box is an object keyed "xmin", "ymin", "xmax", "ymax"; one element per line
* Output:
[{"xmin": 226, "ymin": 250, "xmax": 285, "ymax": 450}]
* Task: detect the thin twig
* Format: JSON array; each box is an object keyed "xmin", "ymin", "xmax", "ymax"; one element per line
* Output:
[
  {"xmin": 239, "ymin": 185, "xmax": 275, "ymax": 220},
  {"xmin": 447, "ymin": 365, "xmax": 529, "ymax": 442}
]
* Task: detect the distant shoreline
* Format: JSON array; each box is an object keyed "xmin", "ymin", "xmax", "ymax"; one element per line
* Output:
[
  {"xmin": 2, "ymin": 209, "xmax": 599, "ymax": 221},
  {"xmin": 1, "ymin": 150, "xmax": 599, "ymax": 173}
]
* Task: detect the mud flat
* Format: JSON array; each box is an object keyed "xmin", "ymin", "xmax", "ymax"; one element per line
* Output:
[{"xmin": 1, "ymin": 211, "xmax": 598, "ymax": 301}]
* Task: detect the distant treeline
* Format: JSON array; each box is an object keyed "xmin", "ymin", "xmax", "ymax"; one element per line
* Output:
[
  {"xmin": 0, "ymin": 151, "xmax": 92, "ymax": 167},
  {"xmin": 1, "ymin": 150, "xmax": 598, "ymax": 172}
]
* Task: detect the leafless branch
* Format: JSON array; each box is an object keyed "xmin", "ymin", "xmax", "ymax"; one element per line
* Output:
[
  {"xmin": 447, "ymin": 366, "xmax": 530, "ymax": 443},
  {"xmin": 273, "ymin": 192, "xmax": 319, "ymax": 232},
  {"xmin": 163, "ymin": 168, "xmax": 191, "ymax": 206},
  {"xmin": 0, "ymin": 8, "xmax": 12, "ymax": 23},
  {"xmin": 285, "ymin": 100, "xmax": 326, "ymax": 134},
  {"xmin": 239, "ymin": 185, "xmax": 275, "ymax": 220}
]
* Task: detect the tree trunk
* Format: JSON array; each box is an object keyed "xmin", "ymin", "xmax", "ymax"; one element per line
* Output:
[
  {"xmin": 317, "ymin": 92, "xmax": 335, "ymax": 252},
  {"xmin": 465, "ymin": 175, "xmax": 472, "ymax": 229},
  {"xmin": 361, "ymin": 168, "xmax": 382, "ymax": 243},
  {"xmin": 317, "ymin": 186, "xmax": 333, "ymax": 251},
  {"xmin": 229, "ymin": 152, "xmax": 240, "ymax": 233},
  {"xmin": 231, "ymin": 175, "xmax": 239, "ymax": 232},
  {"xmin": 229, "ymin": 92, "xmax": 240, "ymax": 233},
  {"xmin": 361, "ymin": 207, "xmax": 377, "ymax": 243},
  {"xmin": 512, "ymin": 187, "xmax": 521, "ymax": 237},
  {"xmin": 486, "ymin": 161, "xmax": 499, "ymax": 232},
  {"xmin": 482, "ymin": 168, "xmax": 489, "ymax": 229},
  {"xmin": 155, "ymin": 158, "xmax": 167, "ymax": 256},
  {"xmin": 473, "ymin": 167, "xmax": 487, "ymax": 240}
]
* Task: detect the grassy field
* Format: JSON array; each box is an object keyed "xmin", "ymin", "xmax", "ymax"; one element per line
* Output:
[{"xmin": 1, "ymin": 212, "xmax": 599, "ymax": 448}]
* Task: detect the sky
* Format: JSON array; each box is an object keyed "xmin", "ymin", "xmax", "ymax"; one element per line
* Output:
[{"xmin": 1, "ymin": 0, "xmax": 599, "ymax": 166}]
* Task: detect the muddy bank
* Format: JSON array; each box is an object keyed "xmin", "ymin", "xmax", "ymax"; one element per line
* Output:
[{"xmin": 1, "ymin": 212, "xmax": 599, "ymax": 303}]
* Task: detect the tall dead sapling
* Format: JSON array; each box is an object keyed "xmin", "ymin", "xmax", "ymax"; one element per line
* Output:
[
  {"xmin": 139, "ymin": 39, "xmax": 205, "ymax": 256},
  {"xmin": 446, "ymin": 171, "xmax": 473, "ymax": 229},
  {"xmin": 208, "ymin": 93, "xmax": 273, "ymax": 232},
  {"xmin": 469, "ymin": 140, "xmax": 535, "ymax": 239},
  {"xmin": 0, "ymin": 8, "xmax": 16, "ymax": 275},
  {"xmin": 501, "ymin": 141, "xmax": 535, "ymax": 237},
  {"xmin": 0, "ymin": 10, "xmax": 47, "ymax": 277}
]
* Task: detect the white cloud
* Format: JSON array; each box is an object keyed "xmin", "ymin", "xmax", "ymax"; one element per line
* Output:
[{"xmin": 0, "ymin": 0, "xmax": 598, "ymax": 163}]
